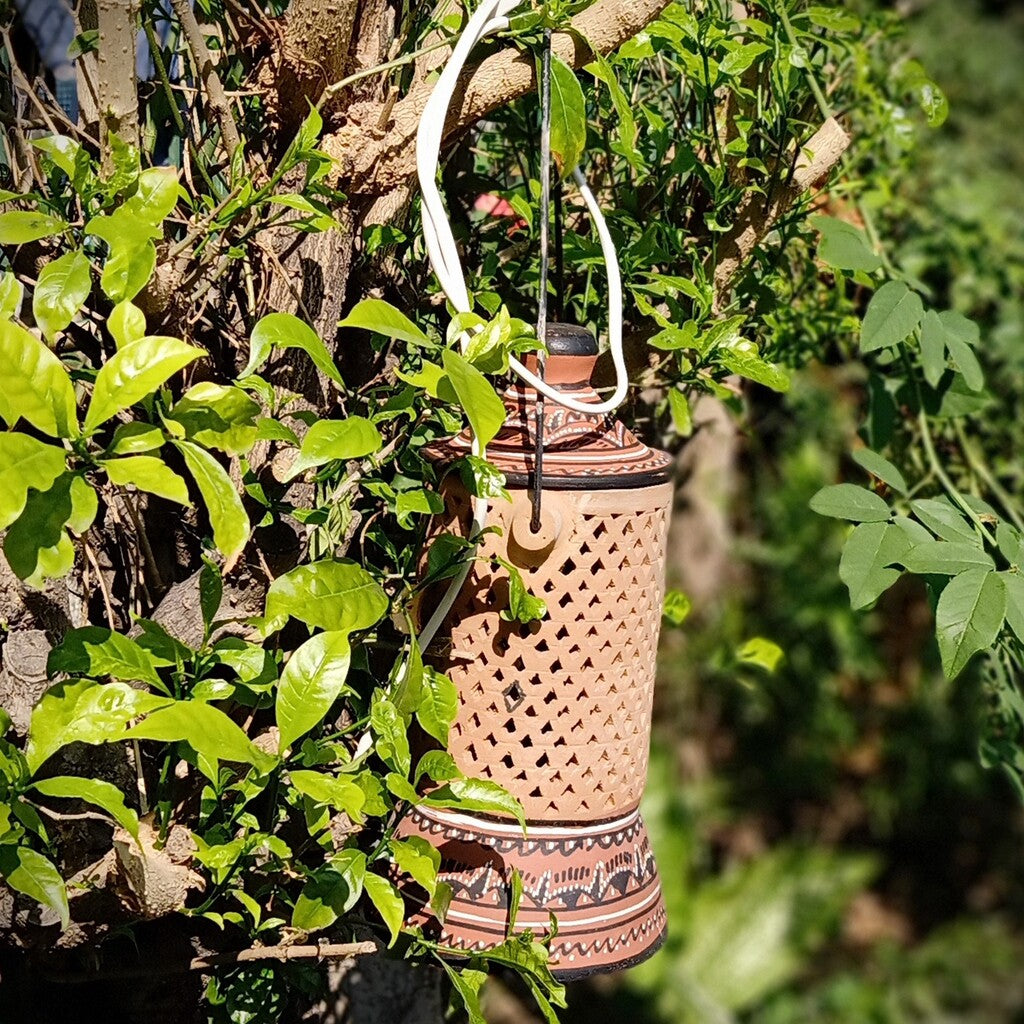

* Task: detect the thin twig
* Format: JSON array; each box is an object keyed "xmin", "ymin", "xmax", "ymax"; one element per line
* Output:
[{"xmin": 169, "ymin": 0, "xmax": 242, "ymax": 159}]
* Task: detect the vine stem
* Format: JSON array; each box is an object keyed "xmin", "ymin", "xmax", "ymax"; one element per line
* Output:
[{"xmin": 953, "ymin": 419, "xmax": 1024, "ymax": 533}]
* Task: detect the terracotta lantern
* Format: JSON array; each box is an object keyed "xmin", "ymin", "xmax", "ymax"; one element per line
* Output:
[{"xmin": 401, "ymin": 323, "xmax": 674, "ymax": 977}]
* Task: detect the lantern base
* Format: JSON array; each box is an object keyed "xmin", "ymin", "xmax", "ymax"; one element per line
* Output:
[{"xmin": 397, "ymin": 805, "xmax": 667, "ymax": 979}]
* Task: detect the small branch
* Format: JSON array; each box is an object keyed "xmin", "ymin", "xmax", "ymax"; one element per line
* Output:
[
  {"xmin": 330, "ymin": 0, "xmax": 674, "ymax": 194},
  {"xmin": 189, "ymin": 941, "xmax": 378, "ymax": 972},
  {"xmin": 169, "ymin": 0, "xmax": 242, "ymax": 159},
  {"xmin": 711, "ymin": 117, "xmax": 851, "ymax": 304}
]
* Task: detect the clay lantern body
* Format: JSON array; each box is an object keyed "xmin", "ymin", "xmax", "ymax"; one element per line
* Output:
[{"xmin": 402, "ymin": 324, "xmax": 674, "ymax": 977}]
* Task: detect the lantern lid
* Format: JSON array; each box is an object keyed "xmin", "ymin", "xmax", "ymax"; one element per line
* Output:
[{"xmin": 428, "ymin": 323, "xmax": 673, "ymax": 490}]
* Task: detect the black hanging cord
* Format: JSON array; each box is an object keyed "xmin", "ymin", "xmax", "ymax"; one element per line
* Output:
[{"xmin": 531, "ymin": 28, "xmax": 553, "ymax": 535}]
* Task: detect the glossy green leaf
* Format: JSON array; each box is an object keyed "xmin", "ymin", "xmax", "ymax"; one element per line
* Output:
[
  {"xmin": 416, "ymin": 668, "xmax": 458, "ymax": 747},
  {"xmin": 587, "ymin": 53, "xmax": 640, "ymax": 167},
  {"xmin": 860, "ymin": 281, "xmax": 924, "ymax": 352},
  {"xmin": 31, "ymin": 776, "xmax": 139, "ymax": 840},
  {"xmin": 292, "ymin": 851, "xmax": 366, "ymax": 932},
  {"xmin": 122, "ymin": 167, "xmax": 179, "ymax": 226},
  {"xmin": 284, "ymin": 417, "xmax": 383, "ymax": 480},
  {"xmin": 423, "ymin": 778, "xmax": 526, "ymax": 831},
  {"xmin": 289, "ymin": 770, "xmax": 365, "ymax": 820},
  {"xmin": 106, "ymin": 422, "xmax": 164, "ymax": 455},
  {"xmin": 839, "ymin": 522, "xmax": 910, "ymax": 610},
  {"xmin": 363, "ymin": 873, "xmax": 404, "ymax": 948},
  {"xmin": 668, "ymin": 388, "xmax": 693, "ymax": 437},
  {"xmin": 276, "ymin": 632, "xmax": 353, "ymax": 753},
  {"xmin": 263, "ymin": 560, "xmax": 388, "ymax": 635},
  {"xmin": 4, "ymin": 473, "xmax": 95, "ymax": 587},
  {"xmin": 85, "ymin": 336, "xmax": 204, "ymax": 433},
  {"xmin": 549, "ymin": 55, "xmax": 587, "ymax": 175},
  {"xmin": 243, "ymin": 312, "xmax": 343, "ymax": 388},
  {"xmin": 0, "ymin": 846, "xmax": 68, "ymax": 928},
  {"xmin": 851, "ymin": 449, "xmax": 907, "ymax": 493},
  {"xmin": 390, "ymin": 836, "xmax": 440, "ymax": 897},
  {"xmin": 371, "ymin": 693, "xmax": 411, "ymax": 777},
  {"xmin": 26, "ymin": 679, "xmax": 171, "ymax": 773},
  {"xmin": 101, "ymin": 237, "xmax": 156, "ymax": 304},
  {"xmin": 663, "ymin": 589, "xmax": 692, "ymax": 625},
  {"xmin": 176, "ymin": 441, "xmax": 250, "ymax": 565},
  {"xmin": 0, "ymin": 211, "xmax": 67, "ymax": 244},
  {"xmin": 125, "ymin": 701, "xmax": 276, "ymax": 772},
  {"xmin": 169, "ymin": 383, "xmax": 260, "ymax": 456},
  {"xmin": 442, "ymin": 349, "xmax": 505, "ymax": 449},
  {"xmin": 31, "ymin": 135, "xmax": 84, "ymax": 179},
  {"xmin": 0, "ymin": 434, "xmax": 67, "ymax": 530},
  {"xmin": 33, "ymin": 250, "xmax": 91, "ymax": 342},
  {"xmin": 103, "ymin": 455, "xmax": 191, "ymax": 505},
  {"xmin": 338, "ymin": 299, "xmax": 432, "ymax": 347},
  {"xmin": 810, "ymin": 483, "xmax": 891, "ymax": 523},
  {"xmin": 0, "ymin": 319, "xmax": 78, "ymax": 437},
  {"xmin": 47, "ymin": 626, "xmax": 168, "ymax": 687},
  {"xmin": 107, "ymin": 301, "xmax": 146, "ymax": 348},
  {"xmin": 501, "ymin": 565, "xmax": 548, "ymax": 625},
  {"xmin": 718, "ymin": 346, "xmax": 791, "ymax": 393},
  {"xmin": 0, "ymin": 271, "xmax": 23, "ymax": 318}
]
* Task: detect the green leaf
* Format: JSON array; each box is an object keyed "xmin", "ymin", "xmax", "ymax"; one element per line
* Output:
[
  {"xmin": 47, "ymin": 626, "xmax": 167, "ymax": 687},
  {"xmin": 199, "ymin": 558, "xmax": 222, "ymax": 633},
  {"xmin": 1003, "ymin": 572, "xmax": 1024, "ymax": 645},
  {"xmin": 289, "ymin": 770, "xmax": 365, "ymax": 820},
  {"xmin": 586, "ymin": 53, "xmax": 640, "ymax": 167},
  {"xmin": 720, "ymin": 41, "xmax": 770, "ymax": 76},
  {"xmin": 902, "ymin": 541, "xmax": 995, "ymax": 575},
  {"xmin": 33, "ymin": 250, "xmax": 91, "ymax": 342},
  {"xmin": 944, "ymin": 332, "xmax": 984, "ymax": 393},
  {"xmin": 415, "ymin": 750, "xmax": 461, "ymax": 785},
  {"xmin": 100, "ymin": 237, "xmax": 155, "ymax": 304},
  {"xmin": 243, "ymin": 312, "xmax": 343, "ymax": 388},
  {"xmin": 737, "ymin": 637, "xmax": 784, "ymax": 673},
  {"xmin": 26, "ymin": 679, "xmax": 171, "ymax": 773},
  {"xmin": 371, "ymin": 693, "xmax": 411, "ymax": 777},
  {"xmin": 84, "ymin": 335, "xmax": 204, "ymax": 433},
  {"xmin": 501, "ymin": 565, "xmax": 548, "ymax": 624},
  {"xmin": 919, "ymin": 310, "xmax": 948, "ymax": 388},
  {"xmin": 860, "ymin": 281, "xmax": 924, "ymax": 352},
  {"xmin": 718, "ymin": 346, "xmax": 791, "ymax": 393},
  {"xmin": 440, "ymin": 964, "xmax": 488, "ymax": 1024},
  {"xmin": 103, "ymin": 455, "xmax": 191, "ymax": 505},
  {"xmin": 31, "ymin": 776, "xmax": 139, "ymax": 840},
  {"xmin": 442, "ymin": 349, "xmax": 505, "ymax": 449},
  {"xmin": 810, "ymin": 483, "xmax": 891, "ymax": 523},
  {"xmin": 423, "ymin": 778, "xmax": 526, "ymax": 832},
  {"xmin": 0, "ymin": 271, "xmax": 23, "ymax": 318},
  {"xmin": 125, "ymin": 701, "xmax": 276, "ymax": 773},
  {"xmin": 338, "ymin": 299, "xmax": 432, "ymax": 347},
  {"xmin": 284, "ymin": 417, "xmax": 383, "ymax": 480},
  {"xmin": 390, "ymin": 836, "xmax": 440, "ymax": 898},
  {"xmin": 0, "ymin": 319, "xmax": 78, "ymax": 437},
  {"xmin": 363, "ymin": 873, "xmax": 405, "ymax": 948},
  {"xmin": 416, "ymin": 668, "xmax": 458, "ymax": 747},
  {"xmin": 122, "ymin": 167, "xmax": 179, "ymax": 226},
  {"xmin": 668, "ymin": 388, "xmax": 693, "ymax": 437},
  {"xmin": 107, "ymin": 422, "xmax": 164, "ymax": 455},
  {"xmin": 276, "ymin": 632, "xmax": 353, "ymax": 754},
  {"xmin": 4, "ymin": 473, "xmax": 95, "ymax": 586},
  {"xmin": 663, "ymin": 589, "xmax": 692, "ymax": 625},
  {"xmin": 935, "ymin": 569, "xmax": 1005, "ymax": 678},
  {"xmin": 811, "ymin": 215, "xmax": 882, "ymax": 273},
  {"xmin": 176, "ymin": 441, "xmax": 250, "ymax": 566},
  {"xmin": 107, "ymin": 301, "xmax": 147, "ymax": 348},
  {"xmin": 263, "ymin": 560, "xmax": 388, "ymax": 635},
  {"xmin": 0, "ymin": 434, "xmax": 66, "ymax": 530},
  {"xmin": 911, "ymin": 497, "xmax": 977, "ymax": 544},
  {"xmin": 851, "ymin": 449, "xmax": 907, "ymax": 493},
  {"xmin": 292, "ymin": 851, "xmax": 366, "ymax": 932},
  {"xmin": 839, "ymin": 522, "xmax": 910, "ymax": 610},
  {"xmin": 169, "ymin": 383, "xmax": 261, "ymax": 456},
  {"xmin": 548, "ymin": 55, "xmax": 587, "ymax": 175},
  {"xmin": 0, "ymin": 846, "xmax": 68, "ymax": 928},
  {"xmin": 31, "ymin": 135, "xmax": 85, "ymax": 179},
  {"xmin": 0, "ymin": 211, "xmax": 67, "ymax": 244}
]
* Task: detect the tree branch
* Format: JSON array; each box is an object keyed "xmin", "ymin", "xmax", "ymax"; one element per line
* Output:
[
  {"xmin": 329, "ymin": 0, "xmax": 674, "ymax": 194},
  {"xmin": 170, "ymin": 0, "xmax": 242, "ymax": 159},
  {"xmin": 712, "ymin": 116, "xmax": 851, "ymax": 303},
  {"xmin": 96, "ymin": 0, "xmax": 139, "ymax": 168}
]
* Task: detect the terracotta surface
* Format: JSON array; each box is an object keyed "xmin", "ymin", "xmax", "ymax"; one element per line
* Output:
[{"xmin": 403, "ymin": 325, "xmax": 673, "ymax": 977}]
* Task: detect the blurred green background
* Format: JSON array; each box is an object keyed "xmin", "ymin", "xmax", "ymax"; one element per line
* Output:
[{"xmin": 486, "ymin": 1, "xmax": 1024, "ymax": 1020}]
